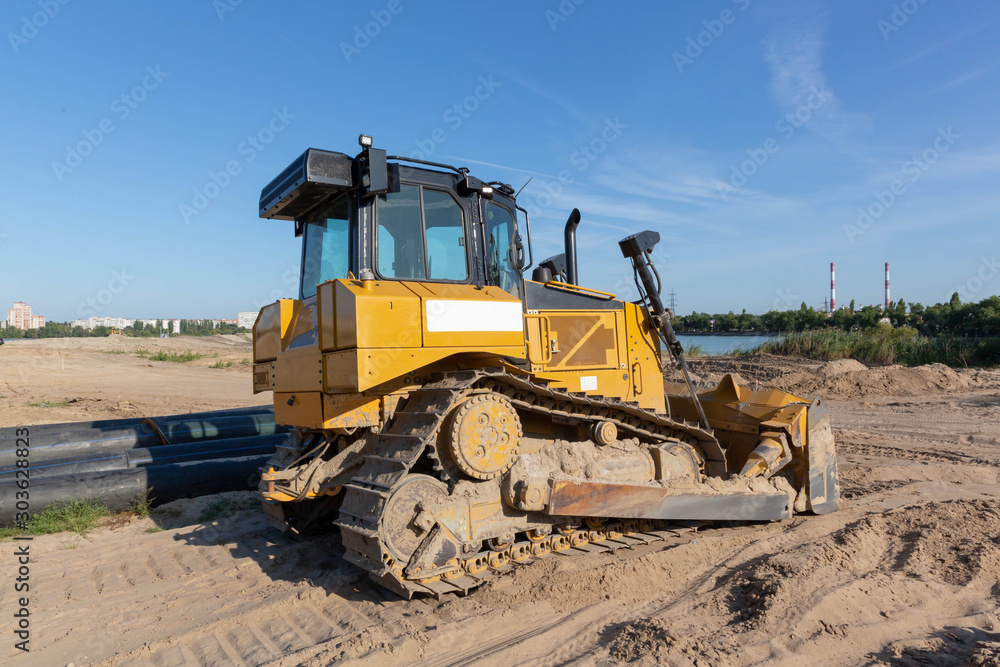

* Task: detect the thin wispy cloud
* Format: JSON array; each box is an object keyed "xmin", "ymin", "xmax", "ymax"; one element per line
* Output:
[
  {"xmin": 441, "ymin": 155, "xmax": 554, "ymax": 180},
  {"xmin": 494, "ymin": 67, "xmax": 594, "ymax": 127},
  {"xmin": 883, "ymin": 25, "xmax": 984, "ymax": 70},
  {"xmin": 763, "ymin": 17, "xmax": 872, "ymax": 148},
  {"xmin": 928, "ymin": 61, "xmax": 1000, "ymax": 95},
  {"xmin": 590, "ymin": 154, "xmax": 728, "ymax": 206}
]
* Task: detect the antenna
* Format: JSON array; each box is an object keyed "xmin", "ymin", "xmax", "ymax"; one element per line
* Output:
[{"xmin": 514, "ymin": 177, "xmax": 533, "ymax": 199}]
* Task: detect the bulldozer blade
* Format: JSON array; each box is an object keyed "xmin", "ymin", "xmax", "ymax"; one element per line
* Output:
[
  {"xmin": 546, "ymin": 479, "xmax": 792, "ymax": 521},
  {"xmin": 805, "ymin": 397, "xmax": 842, "ymax": 514}
]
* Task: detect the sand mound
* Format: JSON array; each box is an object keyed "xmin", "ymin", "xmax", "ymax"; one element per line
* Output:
[
  {"xmin": 723, "ymin": 499, "xmax": 1000, "ymax": 628},
  {"xmin": 818, "ymin": 358, "xmax": 867, "ymax": 376},
  {"xmin": 685, "ymin": 355, "xmax": 999, "ymax": 399},
  {"xmin": 607, "ymin": 619, "xmax": 679, "ymax": 663},
  {"xmin": 780, "ymin": 362, "xmax": 980, "ymax": 399}
]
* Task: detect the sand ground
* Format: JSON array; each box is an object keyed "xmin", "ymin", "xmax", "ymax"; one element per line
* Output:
[
  {"xmin": 0, "ymin": 334, "xmax": 268, "ymax": 427},
  {"xmin": 3, "ymin": 338, "xmax": 1000, "ymax": 666}
]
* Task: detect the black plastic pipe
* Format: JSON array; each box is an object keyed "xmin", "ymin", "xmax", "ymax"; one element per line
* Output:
[
  {"xmin": 0, "ymin": 433, "xmax": 285, "ymax": 482},
  {"xmin": 0, "ymin": 455, "xmax": 270, "ymax": 522},
  {"xmin": 0, "ymin": 405, "xmax": 274, "ymax": 447},
  {"xmin": 0, "ymin": 411, "xmax": 285, "ymax": 467}
]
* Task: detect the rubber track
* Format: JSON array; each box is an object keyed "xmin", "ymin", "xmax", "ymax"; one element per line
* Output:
[{"xmin": 334, "ymin": 368, "xmax": 717, "ymax": 598}]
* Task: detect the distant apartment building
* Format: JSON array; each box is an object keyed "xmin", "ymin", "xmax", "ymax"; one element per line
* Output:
[
  {"xmin": 7, "ymin": 302, "xmax": 45, "ymax": 330},
  {"xmin": 211, "ymin": 319, "xmax": 238, "ymax": 328},
  {"xmin": 238, "ymin": 311, "xmax": 258, "ymax": 330},
  {"xmin": 70, "ymin": 316, "xmax": 133, "ymax": 330}
]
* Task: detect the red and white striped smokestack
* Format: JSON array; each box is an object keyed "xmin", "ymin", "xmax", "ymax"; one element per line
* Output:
[
  {"xmin": 885, "ymin": 262, "xmax": 890, "ymax": 310},
  {"xmin": 830, "ymin": 262, "xmax": 836, "ymax": 312}
]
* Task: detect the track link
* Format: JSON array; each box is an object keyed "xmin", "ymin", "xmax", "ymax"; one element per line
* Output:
[{"xmin": 335, "ymin": 368, "xmax": 719, "ymax": 598}]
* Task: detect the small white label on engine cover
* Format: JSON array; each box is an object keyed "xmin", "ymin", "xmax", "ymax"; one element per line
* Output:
[{"xmin": 581, "ymin": 376, "xmax": 598, "ymax": 391}]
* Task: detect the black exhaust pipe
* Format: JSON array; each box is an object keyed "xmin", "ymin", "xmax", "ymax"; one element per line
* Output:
[{"xmin": 564, "ymin": 208, "xmax": 581, "ymax": 285}]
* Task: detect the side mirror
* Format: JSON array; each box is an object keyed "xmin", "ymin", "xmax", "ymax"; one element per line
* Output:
[{"xmin": 510, "ymin": 234, "xmax": 526, "ymax": 271}]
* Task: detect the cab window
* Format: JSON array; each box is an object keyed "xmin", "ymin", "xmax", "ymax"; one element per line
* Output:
[
  {"xmin": 301, "ymin": 195, "xmax": 351, "ymax": 299},
  {"xmin": 376, "ymin": 184, "xmax": 468, "ymax": 281},
  {"xmin": 486, "ymin": 202, "xmax": 520, "ymax": 297}
]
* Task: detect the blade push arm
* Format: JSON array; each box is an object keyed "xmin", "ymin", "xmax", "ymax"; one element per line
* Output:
[{"xmin": 619, "ymin": 231, "xmax": 710, "ymax": 431}]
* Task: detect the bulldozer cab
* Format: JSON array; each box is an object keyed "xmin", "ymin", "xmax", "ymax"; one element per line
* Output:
[
  {"xmin": 270, "ymin": 138, "xmax": 528, "ymax": 302},
  {"xmin": 257, "ymin": 136, "xmax": 664, "ymax": 410}
]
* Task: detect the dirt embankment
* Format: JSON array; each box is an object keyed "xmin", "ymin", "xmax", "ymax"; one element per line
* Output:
[{"xmin": 682, "ymin": 353, "xmax": 1000, "ymax": 400}]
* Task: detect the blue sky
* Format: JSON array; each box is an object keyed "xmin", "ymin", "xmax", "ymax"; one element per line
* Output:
[{"xmin": 1, "ymin": 0, "xmax": 998, "ymax": 322}]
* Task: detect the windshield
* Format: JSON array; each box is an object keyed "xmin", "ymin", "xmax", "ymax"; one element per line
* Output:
[
  {"xmin": 300, "ymin": 196, "xmax": 351, "ymax": 299},
  {"xmin": 376, "ymin": 184, "xmax": 468, "ymax": 282}
]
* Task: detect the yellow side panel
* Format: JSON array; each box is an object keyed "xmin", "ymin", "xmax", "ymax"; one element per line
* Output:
[
  {"xmin": 274, "ymin": 391, "xmax": 323, "ymax": 429},
  {"xmin": 335, "ymin": 279, "xmax": 423, "ymax": 348},
  {"xmin": 254, "ymin": 299, "xmax": 296, "ymax": 362},
  {"xmin": 357, "ymin": 282, "xmax": 424, "ymax": 348},
  {"xmin": 335, "ymin": 280, "xmax": 358, "ymax": 349},
  {"xmin": 542, "ymin": 310, "xmax": 618, "ymax": 370},
  {"xmin": 324, "ymin": 345, "xmax": 524, "ymax": 393},
  {"xmin": 324, "ymin": 350, "xmax": 360, "ymax": 392},
  {"xmin": 524, "ymin": 314, "xmax": 552, "ymax": 369},
  {"xmin": 272, "ymin": 345, "xmax": 323, "ymax": 392},
  {"xmin": 624, "ymin": 302, "xmax": 666, "ymax": 412},
  {"xmin": 533, "ymin": 369, "xmax": 632, "ymax": 399},
  {"xmin": 317, "ymin": 281, "xmax": 337, "ymax": 352},
  {"xmin": 333, "ymin": 279, "xmax": 526, "ymax": 351},
  {"xmin": 287, "ymin": 297, "xmax": 317, "ymax": 344},
  {"xmin": 323, "ymin": 393, "xmax": 380, "ymax": 429},
  {"xmin": 404, "ymin": 282, "xmax": 526, "ymax": 349}
]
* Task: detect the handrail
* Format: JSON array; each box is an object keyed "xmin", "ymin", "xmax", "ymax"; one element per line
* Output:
[{"xmin": 541, "ymin": 281, "xmax": 617, "ymax": 300}]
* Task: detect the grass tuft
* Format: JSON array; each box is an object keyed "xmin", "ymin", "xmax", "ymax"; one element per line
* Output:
[
  {"xmin": 27, "ymin": 499, "xmax": 110, "ymax": 536},
  {"xmin": 0, "ymin": 493, "xmax": 161, "ymax": 539},
  {"xmin": 129, "ymin": 489, "xmax": 153, "ymax": 519},
  {"xmin": 742, "ymin": 327, "xmax": 1000, "ymax": 368},
  {"xmin": 27, "ymin": 400, "xmax": 68, "ymax": 408},
  {"xmin": 684, "ymin": 343, "xmax": 704, "ymax": 358},
  {"xmin": 146, "ymin": 350, "xmax": 204, "ymax": 363},
  {"xmin": 210, "ymin": 360, "xmax": 234, "ymax": 369}
]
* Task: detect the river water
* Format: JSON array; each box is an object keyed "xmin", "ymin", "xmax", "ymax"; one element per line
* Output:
[{"xmin": 675, "ymin": 334, "xmax": 782, "ymax": 356}]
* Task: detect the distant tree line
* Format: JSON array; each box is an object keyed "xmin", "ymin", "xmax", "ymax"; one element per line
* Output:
[
  {"xmin": 3, "ymin": 294, "xmax": 997, "ymax": 340},
  {"xmin": 1, "ymin": 319, "xmax": 249, "ymax": 339},
  {"xmin": 671, "ymin": 293, "xmax": 1000, "ymax": 337}
]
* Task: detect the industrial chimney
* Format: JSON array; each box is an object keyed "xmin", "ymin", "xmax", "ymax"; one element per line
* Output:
[
  {"xmin": 830, "ymin": 262, "xmax": 836, "ymax": 312},
  {"xmin": 885, "ymin": 262, "xmax": 890, "ymax": 311}
]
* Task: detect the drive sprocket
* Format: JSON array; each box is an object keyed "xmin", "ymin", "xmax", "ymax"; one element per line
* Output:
[{"xmin": 442, "ymin": 393, "xmax": 522, "ymax": 480}]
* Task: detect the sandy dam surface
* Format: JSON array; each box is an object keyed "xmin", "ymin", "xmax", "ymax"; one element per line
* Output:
[{"xmin": 2, "ymin": 338, "xmax": 1000, "ymax": 666}]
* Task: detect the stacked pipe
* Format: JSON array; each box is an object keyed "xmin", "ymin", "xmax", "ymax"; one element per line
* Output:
[{"xmin": 0, "ymin": 406, "xmax": 288, "ymax": 522}]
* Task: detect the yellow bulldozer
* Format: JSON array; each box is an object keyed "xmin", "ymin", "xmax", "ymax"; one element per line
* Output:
[{"xmin": 252, "ymin": 135, "xmax": 840, "ymax": 598}]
